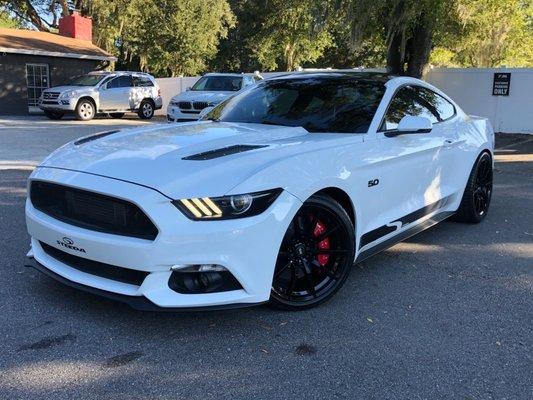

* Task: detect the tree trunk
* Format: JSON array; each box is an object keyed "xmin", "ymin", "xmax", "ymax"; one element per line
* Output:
[
  {"xmin": 386, "ymin": 29, "xmax": 405, "ymax": 75},
  {"xmin": 405, "ymin": 16, "xmax": 433, "ymax": 78},
  {"xmin": 22, "ymin": 0, "xmax": 50, "ymax": 31}
]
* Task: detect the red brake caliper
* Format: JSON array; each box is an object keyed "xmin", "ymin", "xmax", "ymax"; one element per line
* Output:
[{"xmin": 313, "ymin": 220, "xmax": 330, "ymax": 266}]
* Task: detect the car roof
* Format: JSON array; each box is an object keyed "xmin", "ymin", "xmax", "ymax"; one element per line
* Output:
[
  {"xmin": 266, "ymin": 71, "xmax": 395, "ymax": 84},
  {"xmin": 87, "ymin": 71, "xmax": 154, "ymax": 77},
  {"xmin": 203, "ymin": 73, "xmax": 245, "ymax": 78}
]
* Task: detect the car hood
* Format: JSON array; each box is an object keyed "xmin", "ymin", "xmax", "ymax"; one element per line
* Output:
[
  {"xmin": 171, "ymin": 91, "xmax": 236, "ymax": 104},
  {"xmin": 39, "ymin": 121, "xmax": 330, "ymax": 199},
  {"xmin": 43, "ymin": 86, "xmax": 95, "ymax": 93}
]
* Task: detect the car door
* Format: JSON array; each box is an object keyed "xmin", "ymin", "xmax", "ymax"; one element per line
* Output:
[
  {"xmin": 374, "ymin": 85, "xmax": 448, "ymax": 234},
  {"xmin": 414, "ymin": 86, "xmax": 465, "ymax": 199},
  {"xmin": 99, "ymin": 75, "xmax": 133, "ymax": 111}
]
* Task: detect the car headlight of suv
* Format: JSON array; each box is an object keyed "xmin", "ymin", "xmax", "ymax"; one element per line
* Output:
[
  {"xmin": 173, "ymin": 188, "xmax": 283, "ymax": 220},
  {"xmin": 59, "ymin": 90, "xmax": 78, "ymax": 99}
]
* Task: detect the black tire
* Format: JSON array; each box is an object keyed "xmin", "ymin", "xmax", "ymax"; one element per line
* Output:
[
  {"xmin": 138, "ymin": 100, "xmax": 154, "ymax": 119},
  {"xmin": 43, "ymin": 110, "xmax": 64, "ymax": 120},
  {"xmin": 109, "ymin": 112, "xmax": 125, "ymax": 119},
  {"xmin": 75, "ymin": 98, "xmax": 96, "ymax": 121},
  {"xmin": 453, "ymin": 152, "xmax": 493, "ymax": 223},
  {"xmin": 269, "ymin": 194, "xmax": 355, "ymax": 310}
]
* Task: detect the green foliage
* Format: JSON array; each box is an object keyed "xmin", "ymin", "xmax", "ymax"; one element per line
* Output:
[
  {"xmin": 0, "ymin": 10, "xmax": 22, "ymax": 28},
  {"xmin": 3, "ymin": 0, "xmax": 532, "ymax": 75},
  {"xmin": 85, "ymin": 0, "xmax": 235, "ymax": 76},
  {"xmin": 431, "ymin": 0, "xmax": 533, "ymax": 67},
  {"xmin": 250, "ymin": 0, "xmax": 333, "ymax": 71}
]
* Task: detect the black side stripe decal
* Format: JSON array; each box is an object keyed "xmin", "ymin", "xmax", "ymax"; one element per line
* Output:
[
  {"xmin": 398, "ymin": 195, "xmax": 451, "ymax": 226},
  {"xmin": 359, "ymin": 195, "xmax": 453, "ymax": 249},
  {"xmin": 359, "ymin": 225, "xmax": 396, "ymax": 248}
]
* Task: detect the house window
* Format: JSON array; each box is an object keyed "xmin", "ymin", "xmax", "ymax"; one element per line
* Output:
[{"xmin": 26, "ymin": 64, "xmax": 49, "ymax": 111}]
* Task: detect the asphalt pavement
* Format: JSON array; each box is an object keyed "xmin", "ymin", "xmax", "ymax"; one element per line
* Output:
[{"xmin": 0, "ymin": 118, "xmax": 531, "ymax": 399}]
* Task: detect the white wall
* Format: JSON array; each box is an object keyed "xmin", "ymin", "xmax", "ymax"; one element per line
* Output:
[
  {"xmin": 156, "ymin": 68, "xmax": 533, "ymax": 133},
  {"xmin": 425, "ymin": 68, "xmax": 532, "ymax": 133},
  {"xmin": 155, "ymin": 76, "xmax": 199, "ymax": 115}
]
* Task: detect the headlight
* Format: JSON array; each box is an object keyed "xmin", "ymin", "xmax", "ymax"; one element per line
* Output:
[
  {"xmin": 169, "ymin": 100, "xmax": 179, "ymax": 106},
  {"xmin": 59, "ymin": 90, "xmax": 78, "ymax": 99},
  {"xmin": 173, "ymin": 188, "xmax": 282, "ymax": 220}
]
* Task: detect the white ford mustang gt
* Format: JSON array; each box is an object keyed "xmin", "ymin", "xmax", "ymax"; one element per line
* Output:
[{"xmin": 25, "ymin": 72, "xmax": 494, "ymax": 311}]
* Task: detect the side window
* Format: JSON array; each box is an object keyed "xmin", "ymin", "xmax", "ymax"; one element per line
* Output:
[
  {"xmin": 106, "ymin": 77, "xmax": 120, "ymax": 89},
  {"xmin": 100, "ymin": 76, "xmax": 113, "ymax": 87},
  {"xmin": 244, "ymin": 76, "xmax": 254, "ymax": 87},
  {"xmin": 117, "ymin": 75, "xmax": 133, "ymax": 88},
  {"xmin": 417, "ymin": 88, "xmax": 455, "ymax": 121},
  {"xmin": 107, "ymin": 76, "xmax": 132, "ymax": 88},
  {"xmin": 133, "ymin": 76, "xmax": 154, "ymax": 87},
  {"xmin": 381, "ymin": 86, "xmax": 439, "ymax": 131}
]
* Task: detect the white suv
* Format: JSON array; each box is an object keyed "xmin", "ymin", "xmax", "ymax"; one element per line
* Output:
[
  {"xmin": 167, "ymin": 73, "xmax": 260, "ymax": 122},
  {"xmin": 39, "ymin": 71, "xmax": 163, "ymax": 121}
]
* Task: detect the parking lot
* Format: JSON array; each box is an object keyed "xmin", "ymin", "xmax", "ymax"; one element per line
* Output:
[{"xmin": 0, "ymin": 117, "xmax": 531, "ymax": 399}]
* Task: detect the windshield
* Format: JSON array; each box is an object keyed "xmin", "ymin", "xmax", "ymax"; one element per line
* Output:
[
  {"xmin": 191, "ymin": 76, "xmax": 243, "ymax": 92},
  {"xmin": 67, "ymin": 74, "xmax": 106, "ymax": 86},
  {"xmin": 204, "ymin": 77, "xmax": 386, "ymax": 133}
]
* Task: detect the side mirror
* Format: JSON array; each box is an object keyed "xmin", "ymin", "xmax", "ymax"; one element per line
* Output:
[
  {"xmin": 386, "ymin": 115, "xmax": 432, "ymax": 137},
  {"xmin": 186, "ymin": 86, "xmax": 191, "ymax": 91}
]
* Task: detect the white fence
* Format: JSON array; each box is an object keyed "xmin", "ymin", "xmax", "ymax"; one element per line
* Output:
[
  {"xmin": 156, "ymin": 68, "xmax": 533, "ymax": 133},
  {"xmin": 425, "ymin": 68, "xmax": 532, "ymax": 134},
  {"xmin": 155, "ymin": 76, "xmax": 199, "ymax": 116}
]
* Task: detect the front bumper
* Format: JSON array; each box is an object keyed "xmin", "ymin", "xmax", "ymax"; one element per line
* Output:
[
  {"xmin": 25, "ymin": 167, "xmax": 301, "ymax": 310},
  {"xmin": 25, "ymin": 256, "xmax": 263, "ymax": 312},
  {"xmin": 166, "ymin": 105, "xmax": 201, "ymax": 122},
  {"xmin": 39, "ymin": 99, "xmax": 76, "ymax": 112}
]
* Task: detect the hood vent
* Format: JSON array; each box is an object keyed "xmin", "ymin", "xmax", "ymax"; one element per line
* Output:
[
  {"xmin": 74, "ymin": 130, "xmax": 120, "ymax": 145},
  {"xmin": 182, "ymin": 144, "xmax": 268, "ymax": 161}
]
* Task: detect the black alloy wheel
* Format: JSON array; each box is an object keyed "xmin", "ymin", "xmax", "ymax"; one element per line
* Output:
[
  {"xmin": 454, "ymin": 152, "xmax": 493, "ymax": 223},
  {"xmin": 270, "ymin": 195, "xmax": 355, "ymax": 310}
]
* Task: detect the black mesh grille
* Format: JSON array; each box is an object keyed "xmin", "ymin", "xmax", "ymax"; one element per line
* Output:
[
  {"xmin": 193, "ymin": 101, "xmax": 209, "ymax": 110},
  {"xmin": 30, "ymin": 181, "xmax": 158, "ymax": 240},
  {"xmin": 178, "ymin": 101, "xmax": 192, "ymax": 110},
  {"xmin": 40, "ymin": 241, "xmax": 149, "ymax": 286}
]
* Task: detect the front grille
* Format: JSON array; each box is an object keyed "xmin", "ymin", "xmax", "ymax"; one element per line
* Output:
[
  {"xmin": 178, "ymin": 101, "xmax": 192, "ymax": 110},
  {"xmin": 40, "ymin": 241, "xmax": 149, "ymax": 286},
  {"xmin": 193, "ymin": 101, "xmax": 209, "ymax": 110},
  {"xmin": 30, "ymin": 181, "xmax": 158, "ymax": 240},
  {"xmin": 43, "ymin": 92, "xmax": 60, "ymax": 100}
]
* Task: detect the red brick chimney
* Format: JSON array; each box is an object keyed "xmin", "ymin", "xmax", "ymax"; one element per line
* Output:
[{"xmin": 58, "ymin": 11, "xmax": 92, "ymax": 42}]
